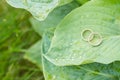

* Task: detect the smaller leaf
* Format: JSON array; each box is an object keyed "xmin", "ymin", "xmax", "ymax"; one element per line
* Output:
[{"xmin": 6, "ymin": 0, "xmax": 73, "ymax": 21}]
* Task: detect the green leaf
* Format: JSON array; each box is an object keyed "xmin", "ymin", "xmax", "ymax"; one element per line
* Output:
[
  {"xmin": 24, "ymin": 40, "xmax": 42, "ymax": 70},
  {"xmin": 44, "ymin": 0, "xmax": 120, "ymax": 66},
  {"xmin": 42, "ymin": 28, "xmax": 120, "ymax": 80},
  {"xmin": 6, "ymin": 0, "xmax": 73, "ymax": 21},
  {"xmin": 30, "ymin": 1, "xmax": 79, "ymax": 36}
]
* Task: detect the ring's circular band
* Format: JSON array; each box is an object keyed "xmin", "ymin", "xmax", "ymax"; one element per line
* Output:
[
  {"xmin": 88, "ymin": 32, "xmax": 103, "ymax": 46},
  {"xmin": 81, "ymin": 29, "xmax": 93, "ymax": 41}
]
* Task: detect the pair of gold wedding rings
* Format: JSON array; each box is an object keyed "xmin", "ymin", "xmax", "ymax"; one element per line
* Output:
[{"xmin": 81, "ymin": 29, "xmax": 103, "ymax": 46}]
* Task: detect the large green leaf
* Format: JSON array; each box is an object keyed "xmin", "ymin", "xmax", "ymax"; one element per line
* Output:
[
  {"xmin": 42, "ymin": 28, "xmax": 120, "ymax": 80},
  {"xmin": 30, "ymin": 1, "xmax": 79, "ymax": 36},
  {"xmin": 6, "ymin": 0, "xmax": 72, "ymax": 21},
  {"xmin": 24, "ymin": 40, "xmax": 42, "ymax": 70},
  {"xmin": 44, "ymin": 0, "xmax": 120, "ymax": 66}
]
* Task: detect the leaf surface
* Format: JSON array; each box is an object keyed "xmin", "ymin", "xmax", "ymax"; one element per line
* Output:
[{"xmin": 44, "ymin": 0, "xmax": 120, "ymax": 66}]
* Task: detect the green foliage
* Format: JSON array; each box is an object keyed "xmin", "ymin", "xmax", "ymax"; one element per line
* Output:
[
  {"xmin": 0, "ymin": 0, "xmax": 43, "ymax": 80},
  {"xmin": 6, "ymin": 0, "xmax": 120, "ymax": 80}
]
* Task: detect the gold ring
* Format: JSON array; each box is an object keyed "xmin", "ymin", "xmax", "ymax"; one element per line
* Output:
[
  {"xmin": 81, "ymin": 29, "xmax": 93, "ymax": 41},
  {"xmin": 88, "ymin": 32, "xmax": 103, "ymax": 46}
]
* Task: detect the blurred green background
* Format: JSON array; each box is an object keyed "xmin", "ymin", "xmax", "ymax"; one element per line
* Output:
[{"xmin": 0, "ymin": 0, "xmax": 44, "ymax": 80}]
